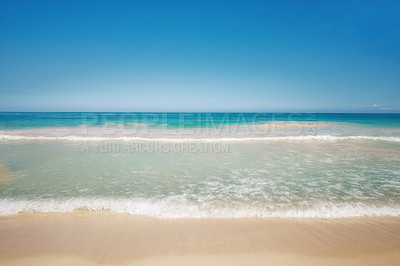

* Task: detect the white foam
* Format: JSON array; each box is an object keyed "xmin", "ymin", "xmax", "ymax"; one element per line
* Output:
[
  {"xmin": 0, "ymin": 198, "xmax": 399, "ymax": 218},
  {"xmin": 0, "ymin": 134, "xmax": 399, "ymax": 142}
]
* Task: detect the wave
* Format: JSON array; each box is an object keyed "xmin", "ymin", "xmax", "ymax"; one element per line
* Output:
[
  {"xmin": 0, "ymin": 134, "xmax": 400, "ymax": 142},
  {"xmin": 0, "ymin": 198, "xmax": 399, "ymax": 218}
]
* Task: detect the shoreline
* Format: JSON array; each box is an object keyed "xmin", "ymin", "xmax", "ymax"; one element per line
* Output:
[{"xmin": 1, "ymin": 213, "xmax": 400, "ymax": 265}]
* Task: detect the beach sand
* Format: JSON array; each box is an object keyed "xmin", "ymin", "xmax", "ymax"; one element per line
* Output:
[{"xmin": 1, "ymin": 213, "xmax": 400, "ymax": 265}]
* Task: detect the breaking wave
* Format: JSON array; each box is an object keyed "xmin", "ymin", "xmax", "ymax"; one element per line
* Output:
[
  {"xmin": 1, "ymin": 198, "xmax": 399, "ymax": 218},
  {"xmin": 0, "ymin": 134, "xmax": 400, "ymax": 142}
]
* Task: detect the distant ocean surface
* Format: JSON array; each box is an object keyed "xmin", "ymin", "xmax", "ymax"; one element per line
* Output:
[{"xmin": 0, "ymin": 112, "xmax": 400, "ymax": 218}]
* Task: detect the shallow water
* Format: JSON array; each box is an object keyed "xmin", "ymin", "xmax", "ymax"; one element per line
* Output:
[{"xmin": 0, "ymin": 113, "xmax": 399, "ymax": 218}]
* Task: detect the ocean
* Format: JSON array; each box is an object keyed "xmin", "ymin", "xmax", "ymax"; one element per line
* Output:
[{"xmin": 0, "ymin": 112, "xmax": 399, "ymax": 218}]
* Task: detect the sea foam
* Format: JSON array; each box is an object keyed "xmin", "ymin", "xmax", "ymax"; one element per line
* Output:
[
  {"xmin": 1, "ymin": 198, "xmax": 399, "ymax": 218},
  {"xmin": 0, "ymin": 134, "xmax": 400, "ymax": 142}
]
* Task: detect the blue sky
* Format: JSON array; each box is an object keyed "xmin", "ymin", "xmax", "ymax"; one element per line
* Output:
[{"xmin": 0, "ymin": 0, "xmax": 399, "ymax": 112}]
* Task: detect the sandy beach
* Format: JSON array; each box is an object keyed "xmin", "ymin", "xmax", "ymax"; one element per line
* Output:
[
  {"xmin": 1, "ymin": 213, "xmax": 400, "ymax": 265},
  {"xmin": 1, "ymin": 0, "xmax": 399, "ymax": 264}
]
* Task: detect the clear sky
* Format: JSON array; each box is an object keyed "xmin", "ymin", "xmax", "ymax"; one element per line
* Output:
[{"xmin": 0, "ymin": 0, "xmax": 399, "ymax": 112}]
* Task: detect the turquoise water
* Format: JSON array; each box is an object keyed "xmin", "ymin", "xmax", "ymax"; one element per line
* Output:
[
  {"xmin": 1, "ymin": 112, "xmax": 400, "ymax": 129},
  {"xmin": 0, "ymin": 113, "xmax": 399, "ymax": 218}
]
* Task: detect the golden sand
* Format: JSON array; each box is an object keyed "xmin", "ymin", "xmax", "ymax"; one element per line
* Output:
[{"xmin": 1, "ymin": 213, "xmax": 400, "ymax": 265}]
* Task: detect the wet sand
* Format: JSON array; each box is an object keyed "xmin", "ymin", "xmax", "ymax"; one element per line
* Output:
[{"xmin": 1, "ymin": 213, "xmax": 400, "ymax": 265}]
